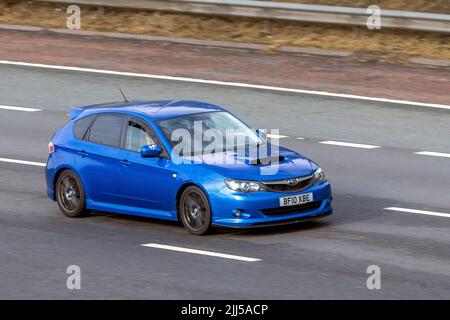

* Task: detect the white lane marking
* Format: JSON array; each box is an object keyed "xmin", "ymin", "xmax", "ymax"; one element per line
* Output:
[
  {"xmin": 141, "ymin": 243, "xmax": 261, "ymax": 262},
  {"xmin": 319, "ymin": 141, "xmax": 380, "ymax": 149},
  {"xmin": 0, "ymin": 105, "xmax": 41, "ymax": 112},
  {"xmin": 296, "ymin": 137, "xmax": 305, "ymax": 140},
  {"xmin": 385, "ymin": 207, "xmax": 450, "ymax": 218},
  {"xmin": 415, "ymin": 151, "xmax": 450, "ymax": 158},
  {"xmin": 267, "ymin": 133, "xmax": 288, "ymax": 139},
  {"xmin": 0, "ymin": 157, "xmax": 46, "ymax": 167},
  {"xmin": 0, "ymin": 60, "xmax": 449, "ymax": 110}
]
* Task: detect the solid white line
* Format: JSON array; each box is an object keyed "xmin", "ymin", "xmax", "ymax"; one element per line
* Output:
[
  {"xmin": 0, "ymin": 105, "xmax": 41, "ymax": 112},
  {"xmin": 0, "ymin": 157, "xmax": 46, "ymax": 167},
  {"xmin": 415, "ymin": 151, "xmax": 450, "ymax": 158},
  {"xmin": 141, "ymin": 243, "xmax": 261, "ymax": 262},
  {"xmin": 385, "ymin": 207, "xmax": 450, "ymax": 218},
  {"xmin": 267, "ymin": 134, "xmax": 288, "ymax": 139},
  {"xmin": 319, "ymin": 141, "xmax": 380, "ymax": 149},
  {"xmin": 0, "ymin": 60, "xmax": 449, "ymax": 110}
]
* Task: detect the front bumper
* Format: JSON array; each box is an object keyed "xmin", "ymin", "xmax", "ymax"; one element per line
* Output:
[{"xmin": 210, "ymin": 180, "xmax": 332, "ymax": 227}]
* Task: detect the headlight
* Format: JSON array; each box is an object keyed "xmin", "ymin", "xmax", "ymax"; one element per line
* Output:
[
  {"xmin": 313, "ymin": 168, "xmax": 326, "ymax": 182},
  {"xmin": 224, "ymin": 179, "xmax": 264, "ymax": 193}
]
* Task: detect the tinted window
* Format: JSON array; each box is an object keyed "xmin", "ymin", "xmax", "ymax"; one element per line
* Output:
[
  {"xmin": 125, "ymin": 119, "xmax": 155, "ymax": 152},
  {"xmin": 157, "ymin": 111, "xmax": 263, "ymax": 156},
  {"xmin": 88, "ymin": 114, "xmax": 124, "ymax": 147},
  {"xmin": 73, "ymin": 115, "xmax": 94, "ymax": 140}
]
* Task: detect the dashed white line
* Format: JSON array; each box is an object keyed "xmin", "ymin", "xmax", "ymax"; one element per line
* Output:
[
  {"xmin": 267, "ymin": 133, "xmax": 288, "ymax": 139},
  {"xmin": 141, "ymin": 243, "xmax": 261, "ymax": 262},
  {"xmin": 296, "ymin": 137, "xmax": 305, "ymax": 140},
  {"xmin": 385, "ymin": 207, "xmax": 450, "ymax": 219},
  {"xmin": 0, "ymin": 60, "xmax": 449, "ymax": 110},
  {"xmin": 0, "ymin": 158, "xmax": 46, "ymax": 167},
  {"xmin": 415, "ymin": 151, "xmax": 450, "ymax": 158},
  {"xmin": 0, "ymin": 105, "xmax": 41, "ymax": 112},
  {"xmin": 319, "ymin": 141, "xmax": 380, "ymax": 149}
]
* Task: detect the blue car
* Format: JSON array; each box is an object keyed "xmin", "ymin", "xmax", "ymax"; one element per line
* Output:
[{"xmin": 45, "ymin": 100, "xmax": 332, "ymax": 235}]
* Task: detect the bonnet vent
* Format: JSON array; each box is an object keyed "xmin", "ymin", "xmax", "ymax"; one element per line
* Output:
[{"xmin": 250, "ymin": 156, "xmax": 285, "ymax": 165}]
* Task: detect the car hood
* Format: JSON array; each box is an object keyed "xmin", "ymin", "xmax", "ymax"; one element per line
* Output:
[{"xmin": 185, "ymin": 144, "xmax": 316, "ymax": 181}]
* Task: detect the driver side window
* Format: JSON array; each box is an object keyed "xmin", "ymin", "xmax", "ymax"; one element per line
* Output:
[{"xmin": 125, "ymin": 119, "xmax": 155, "ymax": 152}]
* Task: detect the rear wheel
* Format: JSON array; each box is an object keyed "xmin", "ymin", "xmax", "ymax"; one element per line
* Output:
[
  {"xmin": 56, "ymin": 170, "xmax": 89, "ymax": 217},
  {"xmin": 179, "ymin": 186, "xmax": 212, "ymax": 235}
]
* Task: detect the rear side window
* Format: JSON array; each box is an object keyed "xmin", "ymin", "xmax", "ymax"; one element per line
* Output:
[
  {"xmin": 88, "ymin": 114, "xmax": 125, "ymax": 147},
  {"xmin": 73, "ymin": 115, "xmax": 95, "ymax": 140}
]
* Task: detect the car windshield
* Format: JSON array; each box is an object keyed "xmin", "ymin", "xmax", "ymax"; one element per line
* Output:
[{"xmin": 157, "ymin": 111, "xmax": 264, "ymax": 156}]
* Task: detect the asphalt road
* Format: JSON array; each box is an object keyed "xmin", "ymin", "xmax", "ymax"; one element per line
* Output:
[{"xmin": 0, "ymin": 64, "xmax": 449, "ymax": 299}]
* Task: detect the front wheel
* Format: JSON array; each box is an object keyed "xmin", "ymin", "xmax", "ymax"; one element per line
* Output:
[
  {"xmin": 56, "ymin": 169, "xmax": 89, "ymax": 217},
  {"xmin": 179, "ymin": 186, "xmax": 212, "ymax": 235}
]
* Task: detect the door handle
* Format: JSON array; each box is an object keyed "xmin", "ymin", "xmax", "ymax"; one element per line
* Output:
[
  {"xmin": 120, "ymin": 159, "xmax": 131, "ymax": 166},
  {"xmin": 78, "ymin": 150, "xmax": 88, "ymax": 157}
]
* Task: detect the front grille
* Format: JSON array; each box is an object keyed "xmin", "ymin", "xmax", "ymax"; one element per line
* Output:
[
  {"xmin": 261, "ymin": 174, "xmax": 315, "ymax": 193},
  {"xmin": 263, "ymin": 177, "xmax": 314, "ymax": 192},
  {"xmin": 261, "ymin": 201, "xmax": 322, "ymax": 216}
]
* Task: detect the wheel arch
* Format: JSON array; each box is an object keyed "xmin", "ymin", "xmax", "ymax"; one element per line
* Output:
[
  {"xmin": 52, "ymin": 166, "xmax": 87, "ymax": 201},
  {"xmin": 175, "ymin": 182, "xmax": 211, "ymax": 221}
]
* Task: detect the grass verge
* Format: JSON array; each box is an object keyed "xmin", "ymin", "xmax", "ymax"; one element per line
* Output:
[{"xmin": 0, "ymin": 1, "xmax": 449, "ymax": 63}]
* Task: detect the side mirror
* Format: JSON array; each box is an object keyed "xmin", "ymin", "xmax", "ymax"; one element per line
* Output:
[
  {"xmin": 140, "ymin": 144, "xmax": 162, "ymax": 158},
  {"xmin": 256, "ymin": 129, "xmax": 267, "ymax": 140}
]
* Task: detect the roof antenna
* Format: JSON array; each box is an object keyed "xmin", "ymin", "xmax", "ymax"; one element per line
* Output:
[{"xmin": 119, "ymin": 88, "xmax": 129, "ymax": 103}]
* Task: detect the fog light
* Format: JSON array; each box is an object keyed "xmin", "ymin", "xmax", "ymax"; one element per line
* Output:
[{"xmin": 232, "ymin": 209, "xmax": 241, "ymax": 218}]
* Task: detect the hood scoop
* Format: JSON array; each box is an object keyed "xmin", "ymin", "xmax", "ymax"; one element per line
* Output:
[{"xmin": 250, "ymin": 156, "xmax": 285, "ymax": 166}]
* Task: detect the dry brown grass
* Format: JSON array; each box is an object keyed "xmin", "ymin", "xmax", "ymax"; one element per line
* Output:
[{"xmin": 0, "ymin": 1, "xmax": 449, "ymax": 62}]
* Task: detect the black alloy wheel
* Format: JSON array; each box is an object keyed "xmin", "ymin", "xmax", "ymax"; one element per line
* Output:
[
  {"xmin": 56, "ymin": 170, "xmax": 88, "ymax": 217},
  {"xmin": 179, "ymin": 186, "xmax": 212, "ymax": 235}
]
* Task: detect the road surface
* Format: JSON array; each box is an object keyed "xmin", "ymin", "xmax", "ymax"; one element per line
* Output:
[{"xmin": 0, "ymin": 63, "xmax": 449, "ymax": 299}]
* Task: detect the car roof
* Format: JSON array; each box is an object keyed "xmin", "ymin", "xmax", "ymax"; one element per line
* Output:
[{"xmin": 77, "ymin": 100, "xmax": 226, "ymax": 121}]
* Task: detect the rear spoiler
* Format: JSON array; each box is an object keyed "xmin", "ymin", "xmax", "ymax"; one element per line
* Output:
[{"xmin": 69, "ymin": 106, "xmax": 86, "ymax": 120}]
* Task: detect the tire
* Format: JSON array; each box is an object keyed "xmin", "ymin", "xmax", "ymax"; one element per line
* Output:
[
  {"xmin": 179, "ymin": 186, "xmax": 212, "ymax": 235},
  {"xmin": 56, "ymin": 169, "xmax": 89, "ymax": 218}
]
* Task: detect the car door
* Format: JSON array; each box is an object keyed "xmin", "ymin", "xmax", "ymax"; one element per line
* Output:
[
  {"xmin": 76, "ymin": 113, "xmax": 125, "ymax": 205},
  {"xmin": 118, "ymin": 116, "xmax": 177, "ymax": 214}
]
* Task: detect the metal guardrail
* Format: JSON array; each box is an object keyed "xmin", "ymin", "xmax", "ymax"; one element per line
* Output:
[{"xmin": 34, "ymin": 0, "xmax": 450, "ymax": 33}]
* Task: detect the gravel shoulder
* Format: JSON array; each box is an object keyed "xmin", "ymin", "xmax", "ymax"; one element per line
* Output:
[{"xmin": 0, "ymin": 29, "xmax": 449, "ymax": 105}]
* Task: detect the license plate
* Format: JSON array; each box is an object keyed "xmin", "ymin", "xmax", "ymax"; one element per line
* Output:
[{"xmin": 279, "ymin": 193, "xmax": 313, "ymax": 207}]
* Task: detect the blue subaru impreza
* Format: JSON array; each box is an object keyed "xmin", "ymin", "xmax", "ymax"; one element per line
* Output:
[{"xmin": 45, "ymin": 100, "xmax": 332, "ymax": 235}]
